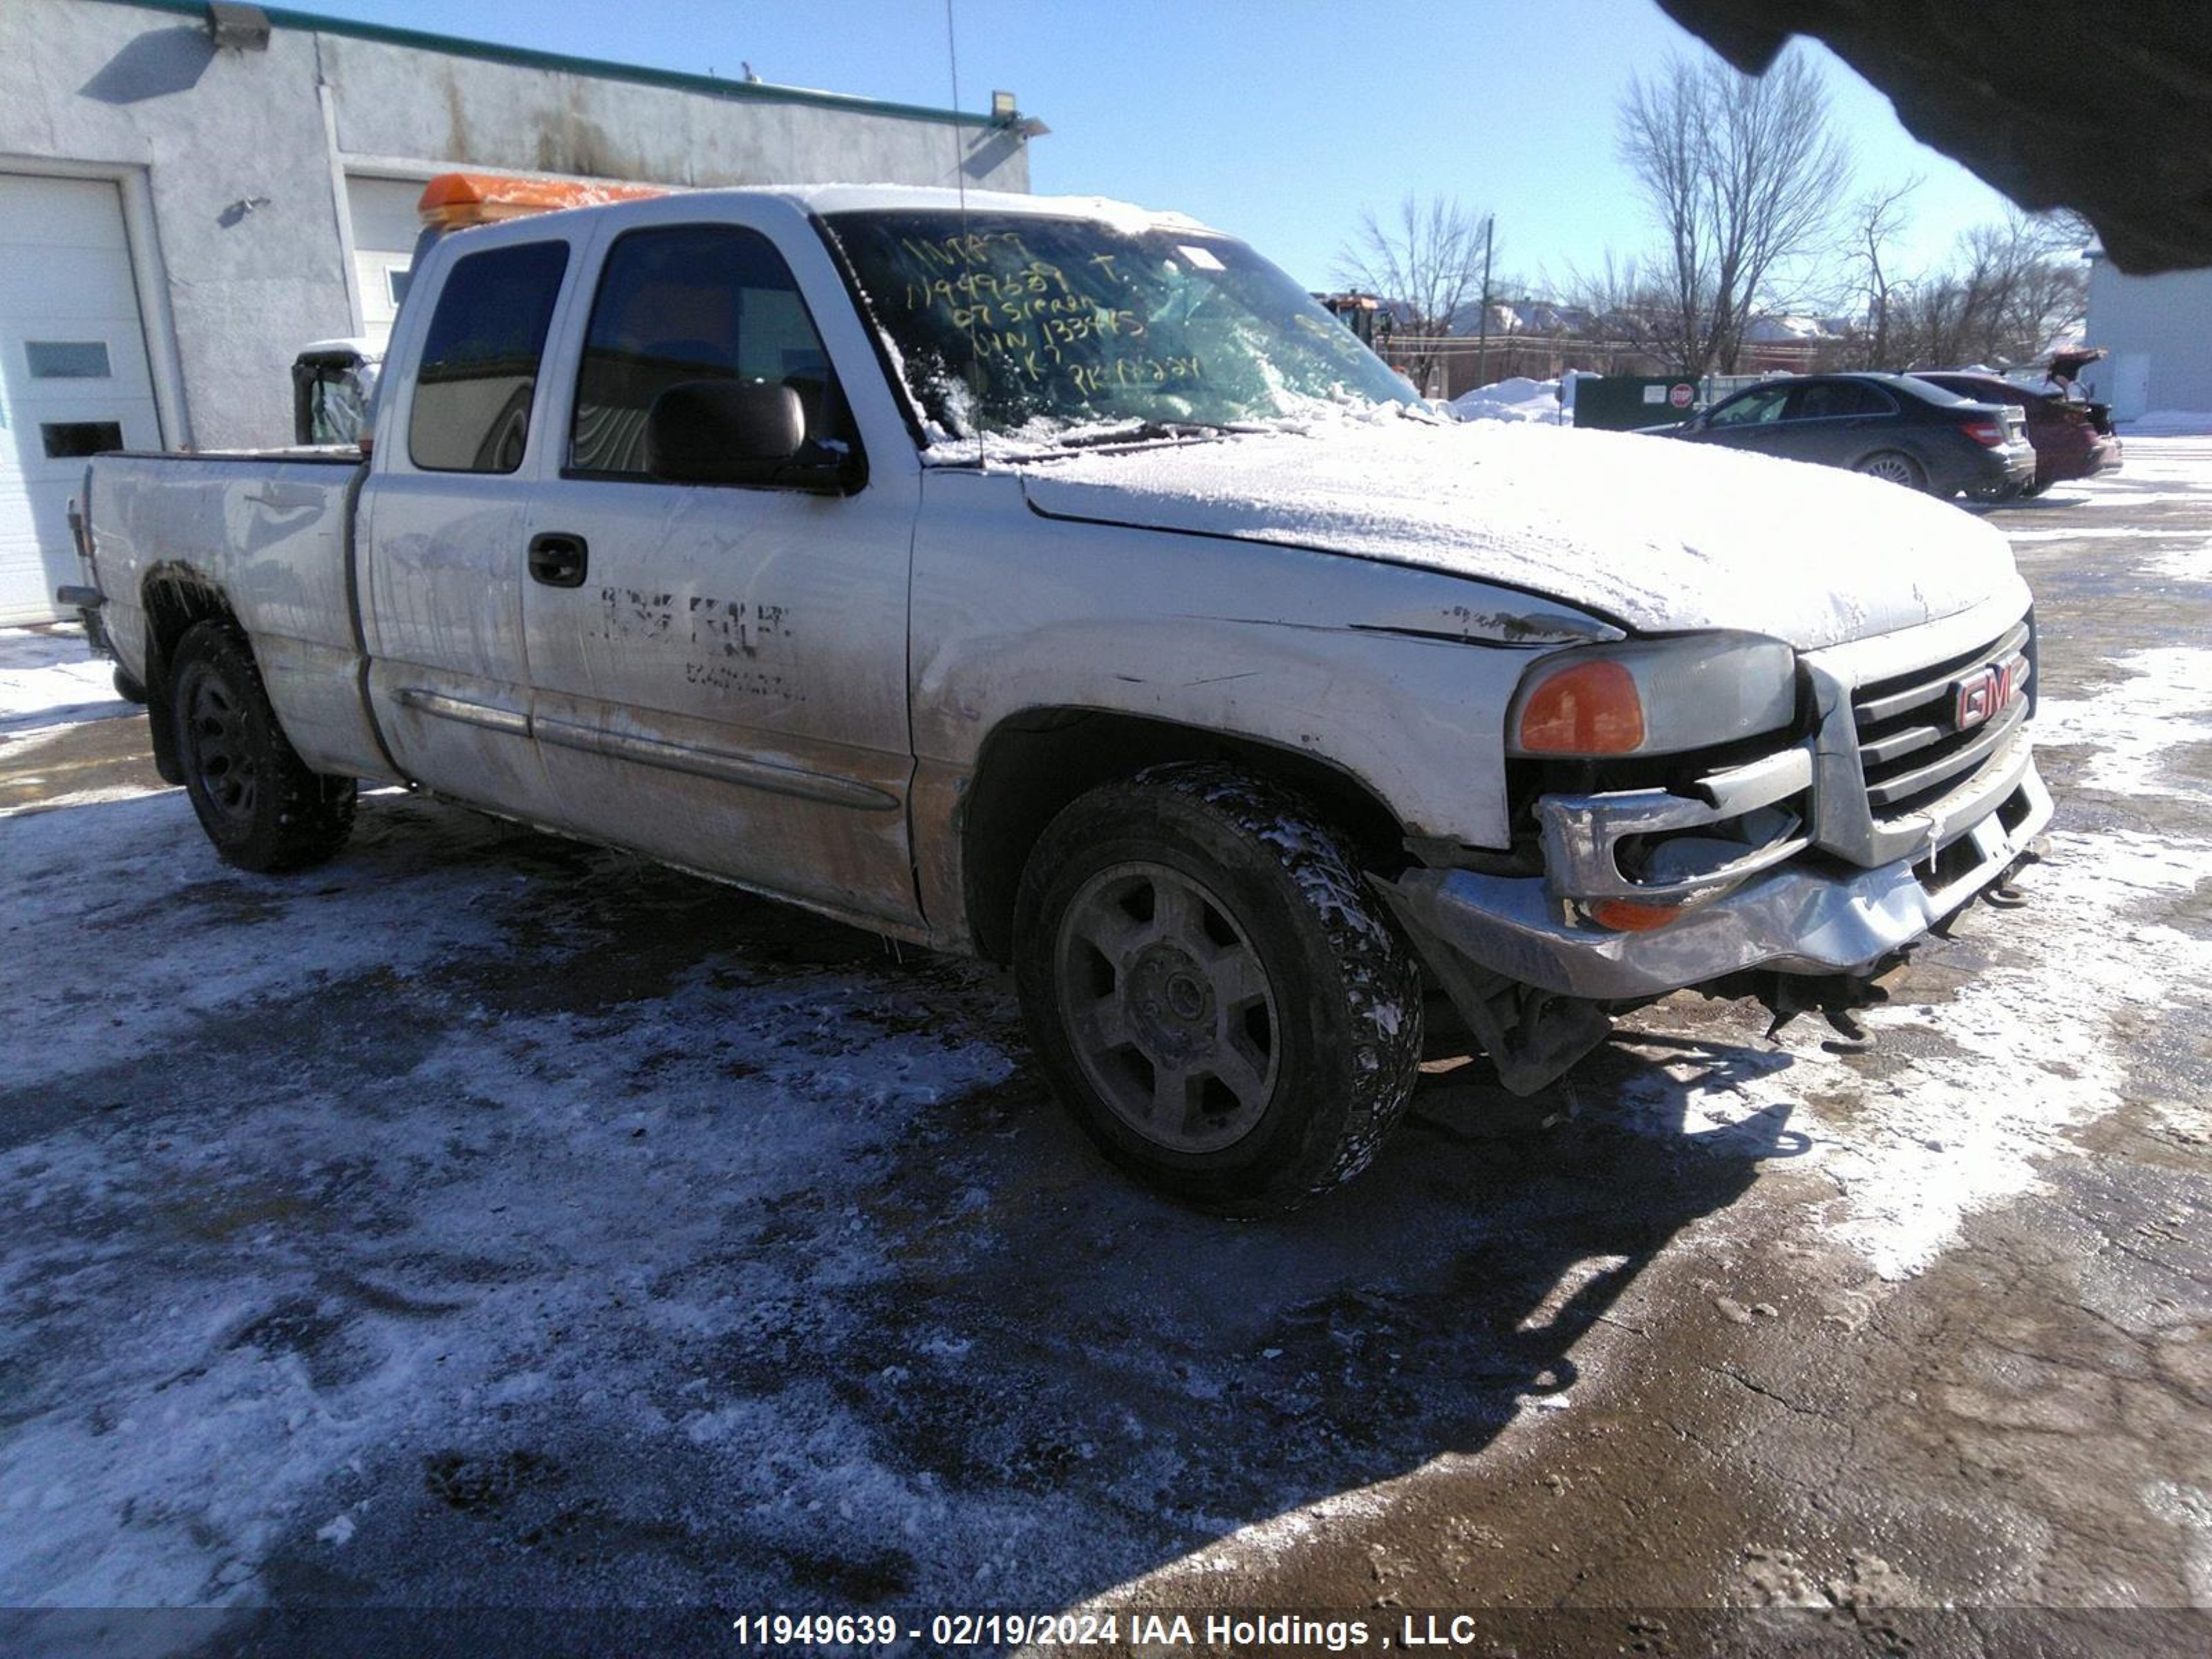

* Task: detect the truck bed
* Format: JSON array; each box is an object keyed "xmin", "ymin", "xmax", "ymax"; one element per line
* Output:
[{"xmin": 84, "ymin": 449, "xmax": 388, "ymax": 782}]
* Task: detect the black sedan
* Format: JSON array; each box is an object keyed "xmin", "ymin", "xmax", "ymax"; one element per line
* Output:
[{"xmin": 1660, "ymin": 373, "xmax": 2036, "ymax": 500}]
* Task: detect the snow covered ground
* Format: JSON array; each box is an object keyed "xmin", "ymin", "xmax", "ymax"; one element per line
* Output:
[
  {"xmin": 2118, "ymin": 410, "xmax": 2212, "ymax": 437},
  {"xmin": 1, "ymin": 442, "xmax": 2208, "ymax": 1641},
  {"xmin": 0, "ymin": 626, "xmax": 132, "ymax": 736}
]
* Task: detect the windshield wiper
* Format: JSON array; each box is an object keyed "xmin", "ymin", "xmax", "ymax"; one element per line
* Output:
[{"xmin": 1047, "ymin": 420, "xmax": 1235, "ymax": 451}]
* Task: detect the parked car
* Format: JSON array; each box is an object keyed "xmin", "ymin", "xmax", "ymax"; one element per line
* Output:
[
  {"xmin": 1662, "ymin": 372, "xmax": 2036, "ymax": 500},
  {"xmin": 1910, "ymin": 371, "xmax": 2122, "ymax": 495},
  {"xmin": 70, "ymin": 183, "xmax": 2050, "ymax": 1215}
]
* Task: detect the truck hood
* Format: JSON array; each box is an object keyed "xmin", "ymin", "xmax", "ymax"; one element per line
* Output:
[{"xmin": 1015, "ymin": 419, "xmax": 2028, "ymax": 650}]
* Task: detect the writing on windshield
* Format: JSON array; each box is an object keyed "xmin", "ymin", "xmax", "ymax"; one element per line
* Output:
[{"xmin": 827, "ymin": 210, "xmax": 1414, "ymax": 440}]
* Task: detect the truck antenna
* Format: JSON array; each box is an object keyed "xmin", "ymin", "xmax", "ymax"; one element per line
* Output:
[{"xmin": 944, "ymin": 0, "xmax": 985, "ymax": 469}]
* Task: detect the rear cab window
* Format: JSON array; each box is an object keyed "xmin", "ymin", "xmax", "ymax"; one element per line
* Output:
[{"xmin": 409, "ymin": 241, "xmax": 570, "ymax": 474}]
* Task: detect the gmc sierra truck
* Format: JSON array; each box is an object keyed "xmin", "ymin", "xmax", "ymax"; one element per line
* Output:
[{"xmin": 70, "ymin": 182, "xmax": 2050, "ymax": 1214}]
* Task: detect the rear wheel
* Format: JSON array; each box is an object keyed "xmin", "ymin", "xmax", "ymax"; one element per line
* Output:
[
  {"xmin": 170, "ymin": 620, "xmax": 355, "ymax": 872},
  {"xmin": 1013, "ymin": 762, "xmax": 1424, "ymax": 1216},
  {"xmin": 1855, "ymin": 450, "xmax": 1927, "ymax": 491}
]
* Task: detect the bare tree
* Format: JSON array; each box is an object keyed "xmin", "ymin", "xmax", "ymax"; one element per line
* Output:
[
  {"xmin": 1884, "ymin": 209, "xmax": 2089, "ymax": 368},
  {"xmin": 1555, "ymin": 252, "xmax": 1680, "ymax": 371},
  {"xmin": 1334, "ymin": 195, "xmax": 1497, "ymax": 393},
  {"xmin": 1616, "ymin": 50, "xmax": 1853, "ymax": 374},
  {"xmin": 1839, "ymin": 176, "xmax": 1920, "ymax": 368}
]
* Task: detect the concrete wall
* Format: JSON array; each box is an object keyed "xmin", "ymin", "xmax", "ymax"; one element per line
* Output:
[
  {"xmin": 2083, "ymin": 256, "xmax": 2212, "ymax": 422},
  {"xmin": 0, "ymin": 0, "xmax": 1031, "ymax": 449}
]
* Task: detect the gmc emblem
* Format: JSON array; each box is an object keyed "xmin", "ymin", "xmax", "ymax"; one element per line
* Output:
[{"xmin": 1953, "ymin": 659, "xmax": 2021, "ymax": 731}]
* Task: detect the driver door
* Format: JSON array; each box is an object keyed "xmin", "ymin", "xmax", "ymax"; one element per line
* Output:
[
  {"xmin": 1691, "ymin": 384, "xmax": 1794, "ymax": 456},
  {"xmin": 520, "ymin": 212, "xmax": 924, "ymax": 930}
]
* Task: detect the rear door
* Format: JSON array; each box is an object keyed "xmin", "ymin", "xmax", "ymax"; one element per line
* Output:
[
  {"xmin": 518, "ymin": 205, "xmax": 924, "ymax": 929},
  {"xmin": 1782, "ymin": 379, "xmax": 1900, "ymax": 467},
  {"xmin": 357, "ymin": 228, "xmax": 578, "ymax": 823}
]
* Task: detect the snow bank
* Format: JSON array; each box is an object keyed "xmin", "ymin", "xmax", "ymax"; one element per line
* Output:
[{"xmin": 1447, "ymin": 376, "xmax": 1561, "ymax": 425}]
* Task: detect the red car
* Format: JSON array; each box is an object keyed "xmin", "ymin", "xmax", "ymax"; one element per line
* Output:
[{"xmin": 1912, "ymin": 370, "xmax": 2122, "ymax": 496}]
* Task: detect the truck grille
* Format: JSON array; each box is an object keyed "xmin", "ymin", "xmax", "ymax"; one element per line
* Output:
[{"xmin": 1851, "ymin": 619, "xmax": 2032, "ymax": 824}]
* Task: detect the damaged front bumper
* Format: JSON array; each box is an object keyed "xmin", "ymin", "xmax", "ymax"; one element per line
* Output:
[
  {"xmin": 1380, "ymin": 740, "xmax": 2052, "ymax": 1091},
  {"xmin": 1387, "ymin": 756, "xmax": 2049, "ymax": 1003},
  {"xmin": 1382, "ymin": 599, "xmax": 2054, "ymax": 1091}
]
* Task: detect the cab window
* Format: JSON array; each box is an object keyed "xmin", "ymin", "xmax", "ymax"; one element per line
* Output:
[
  {"xmin": 1705, "ymin": 386, "xmax": 1790, "ymax": 427},
  {"xmin": 569, "ymin": 224, "xmax": 836, "ymax": 478},
  {"xmin": 1790, "ymin": 382, "xmax": 1893, "ymax": 420},
  {"xmin": 408, "ymin": 241, "xmax": 570, "ymax": 474}
]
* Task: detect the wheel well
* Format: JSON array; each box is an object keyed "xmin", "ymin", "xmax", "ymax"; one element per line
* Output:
[
  {"xmin": 140, "ymin": 568, "xmax": 238, "ymax": 785},
  {"xmin": 959, "ymin": 709, "xmax": 1410, "ymax": 962}
]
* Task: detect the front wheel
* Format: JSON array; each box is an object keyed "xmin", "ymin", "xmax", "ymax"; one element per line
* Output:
[
  {"xmin": 1854, "ymin": 449, "xmax": 1927, "ymax": 491},
  {"xmin": 1013, "ymin": 762, "xmax": 1424, "ymax": 1216},
  {"xmin": 170, "ymin": 620, "xmax": 356, "ymax": 872}
]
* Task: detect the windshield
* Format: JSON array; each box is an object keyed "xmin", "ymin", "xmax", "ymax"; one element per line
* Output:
[{"xmin": 824, "ymin": 209, "xmax": 1418, "ymax": 444}]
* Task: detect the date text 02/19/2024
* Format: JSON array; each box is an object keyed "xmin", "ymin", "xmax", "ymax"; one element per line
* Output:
[{"xmin": 728, "ymin": 1611, "xmax": 1394, "ymax": 1649}]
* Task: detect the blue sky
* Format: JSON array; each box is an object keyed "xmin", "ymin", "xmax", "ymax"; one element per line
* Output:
[{"xmin": 303, "ymin": 0, "xmax": 2023, "ymax": 297}]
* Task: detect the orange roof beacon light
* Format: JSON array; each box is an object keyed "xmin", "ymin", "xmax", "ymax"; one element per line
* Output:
[{"xmin": 415, "ymin": 172, "xmax": 668, "ymax": 233}]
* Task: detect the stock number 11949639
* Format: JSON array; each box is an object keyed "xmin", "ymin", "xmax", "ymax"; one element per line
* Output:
[{"xmin": 732, "ymin": 1612, "xmax": 1124, "ymax": 1647}]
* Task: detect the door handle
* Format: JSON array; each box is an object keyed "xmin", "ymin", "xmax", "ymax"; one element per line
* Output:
[{"xmin": 528, "ymin": 532, "xmax": 588, "ymax": 588}]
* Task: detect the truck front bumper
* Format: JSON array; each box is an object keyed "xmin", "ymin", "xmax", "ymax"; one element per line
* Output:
[{"xmin": 1382, "ymin": 755, "xmax": 2051, "ymax": 1004}]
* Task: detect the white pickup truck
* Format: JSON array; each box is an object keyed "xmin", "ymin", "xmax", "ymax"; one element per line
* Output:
[{"xmin": 73, "ymin": 183, "xmax": 2050, "ymax": 1213}]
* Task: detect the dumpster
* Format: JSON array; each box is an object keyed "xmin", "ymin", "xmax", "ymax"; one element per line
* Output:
[{"xmin": 1571, "ymin": 375, "xmax": 1705, "ymax": 431}]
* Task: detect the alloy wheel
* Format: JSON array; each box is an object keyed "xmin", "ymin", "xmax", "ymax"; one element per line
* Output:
[{"xmin": 1053, "ymin": 861, "xmax": 1281, "ymax": 1153}]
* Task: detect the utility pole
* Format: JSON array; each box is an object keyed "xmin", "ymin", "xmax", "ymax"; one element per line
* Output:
[{"xmin": 1474, "ymin": 214, "xmax": 1495, "ymax": 388}]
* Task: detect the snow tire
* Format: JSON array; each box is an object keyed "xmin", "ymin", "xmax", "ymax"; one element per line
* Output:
[
  {"xmin": 170, "ymin": 619, "xmax": 356, "ymax": 872},
  {"xmin": 1013, "ymin": 761, "xmax": 1424, "ymax": 1216}
]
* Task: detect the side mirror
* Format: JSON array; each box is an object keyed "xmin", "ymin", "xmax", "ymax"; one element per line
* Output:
[{"xmin": 645, "ymin": 381, "xmax": 853, "ymax": 492}]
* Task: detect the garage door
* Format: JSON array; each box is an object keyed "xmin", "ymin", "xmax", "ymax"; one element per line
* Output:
[{"xmin": 0, "ymin": 175, "xmax": 163, "ymax": 625}]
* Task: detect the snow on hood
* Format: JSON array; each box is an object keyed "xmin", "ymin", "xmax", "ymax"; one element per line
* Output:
[{"xmin": 1018, "ymin": 420, "xmax": 2027, "ymax": 650}]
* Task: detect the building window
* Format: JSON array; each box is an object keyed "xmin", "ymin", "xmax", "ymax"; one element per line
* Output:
[
  {"xmin": 570, "ymin": 223, "xmax": 832, "ymax": 478},
  {"xmin": 386, "ymin": 267, "xmax": 412, "ymax": 308},
  {"xmin": 409, "ymin": 240, "xmax": 569, "ymax": 474},
  {"xmin": 26, "ymin": 341, "xmax": 111, "ymax": 379},
  {"xmin": 42, "ymin": 421, "xmax": 124, "ymax": 458}
]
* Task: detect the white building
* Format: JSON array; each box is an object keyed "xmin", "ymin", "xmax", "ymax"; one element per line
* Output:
[
  {"xmin": 2081, "ymin": 250, "xmax": 2212, "ymax": 423},
  {"xmin": 0, "ymin": 0, "xmax": 1038, "ymax": 622}
]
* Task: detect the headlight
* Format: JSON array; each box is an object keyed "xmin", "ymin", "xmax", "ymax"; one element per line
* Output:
[{"xmin": 1508, "ymin": 634, "xmax": 1798, "ymax": 758}]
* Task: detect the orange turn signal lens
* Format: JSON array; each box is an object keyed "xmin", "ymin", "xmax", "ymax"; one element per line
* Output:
[
  {"xmin": 1515, "ymin": 659, "xmax": 1646, "ymax": 755},
  {"xmin": 1586, "ymin": 897, "xmax": 1684, "ymax": 932}
]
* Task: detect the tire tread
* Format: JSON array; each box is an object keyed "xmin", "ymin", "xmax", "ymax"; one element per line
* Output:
[
  {"xmin": 171, "ymin": 620, "xmax": 355, "ymax": 872},
  {"xmin": 1013, "ymin": 761, "xmax": 1423, "ymax": 1215}
]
